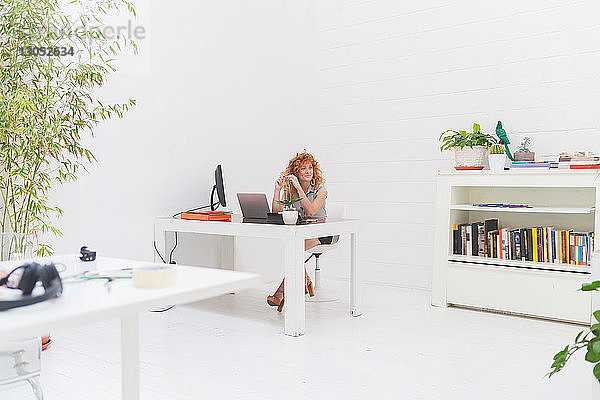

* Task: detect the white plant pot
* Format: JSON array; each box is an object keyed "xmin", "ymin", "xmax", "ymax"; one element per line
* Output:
[
  {"xmin": 489, "ymin": 154, "xmax": 507, "ymax": 171},
  {"xmin": 282, "ymin": 210, "xmax": 298, "ymax": 225},
  {"xmin": 454, "ymin": 146, "xmax": 488, "ymax": 168}
]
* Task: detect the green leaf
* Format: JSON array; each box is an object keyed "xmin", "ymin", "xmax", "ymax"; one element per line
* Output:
[
  {"xmin": 594, "ymin": 363, "xmax": 600, "ymax": 381},
  {"xmin": 587, "ymin": 340, "xmax": 600, "ymax": 363},
  {"xmin": 473, "ymin": 123, "xmax": 481, "ymax": 133},
  {"xmin": 582, "ymin": 281, "xmax": 600, "ymax": 291},
  {"xmin": 553, "ymin": 349, "xmax": 567, "ymax": 361},
  {"xmin": 594, "ymin": 311, "xmax": 600, "ymax": 323},
  {"xmin": 587, "ymin": 350, "xmax": 600, "ymax": 363}
]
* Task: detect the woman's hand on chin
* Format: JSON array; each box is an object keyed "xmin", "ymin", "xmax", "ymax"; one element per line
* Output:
[
  {"xmin": 275, "ymin": 176, "xmax": 284, "ymax": 191},
  {"xmin": 287, "ymin": 175, "xmax": 302, "ymax": 190}
]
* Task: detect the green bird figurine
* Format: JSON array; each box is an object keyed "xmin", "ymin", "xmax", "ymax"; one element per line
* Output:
[{"xmin": 495, "ymin": 121, "xmax": 514, "ymax": 161}]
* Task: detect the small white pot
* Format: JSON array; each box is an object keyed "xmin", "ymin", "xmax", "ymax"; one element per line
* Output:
[
  {"xmin": 282, "ymin": 210, "xmax": 298, "ymax": 225},
  {"xmin": 489, "ymin": 154, "xmax": 507, "ymax": 171}
]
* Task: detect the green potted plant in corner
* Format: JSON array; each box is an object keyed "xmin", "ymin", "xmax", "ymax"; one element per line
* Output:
[
  {"xmin": 514, "ymin": 137, "xmax": 535, "ymax": 161},
  {"xmin": 548, "ymin": 251, "xmax": 600, "ymax": 395},
  {"xmin": 0, "ymin": 0, "xmax": 137, "ymax": 259},
  {"xmin": 439, "ymin": 123, "xmax": 497, "ymax": 170},
  {"xmin": 276, "ymin": 177, "xmax": 302, "ymax": 225},
  {"xmin": 488, "ymin": 144, "xmax": 507, "ymax": 171}
]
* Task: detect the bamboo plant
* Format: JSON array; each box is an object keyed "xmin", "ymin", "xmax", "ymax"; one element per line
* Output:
[{"xmin": 0, "ymin": 0, "xmax": 137, "ymax": 257}]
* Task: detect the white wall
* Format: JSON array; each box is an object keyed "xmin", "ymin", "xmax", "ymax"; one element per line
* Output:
[
  {"xmin": 50, "ymin": 0, "xmax": 307, "ymax": 281},
  {"xmin": 48, "ymin": 1, "xmax": 600, "ymax": 291},
  {"xmin": 310, "ymin": 0, "xmax": 600, "ymax": 289}
]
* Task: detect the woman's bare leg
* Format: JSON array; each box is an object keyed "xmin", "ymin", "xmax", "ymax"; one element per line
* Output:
[
  {"xmin": 273, "ymin": 279, "xmax": 284, "ymax": 298},
  {"xmin": 305, "ymin": 238, "xmax": 320, "ymax": 250}
]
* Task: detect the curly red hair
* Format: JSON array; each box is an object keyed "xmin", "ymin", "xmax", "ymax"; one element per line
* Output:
[{"xmin": 283, "ymin": 152, "xmax": 324, "ymax": 197}]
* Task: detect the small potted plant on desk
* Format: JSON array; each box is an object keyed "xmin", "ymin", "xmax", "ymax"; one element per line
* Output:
[
  {"xmin": 439, "ymin": 123, "xmax": 497, "ymax": 170},
  {"xmin": 489, "ymin": 144, "xmax": 507, "ymax": 171},
  {"xmin": 277, "ymin": 178, "xmax": 303, "ymax": 225}
]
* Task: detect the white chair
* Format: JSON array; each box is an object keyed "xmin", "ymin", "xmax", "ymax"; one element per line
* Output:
[
  {"xmin": 305, "ymin": 203, "xmax": 347, "ymax": 302},
  {"xmin": 0, "ymin": 338, "xmax": 43, "ymax": 400}
]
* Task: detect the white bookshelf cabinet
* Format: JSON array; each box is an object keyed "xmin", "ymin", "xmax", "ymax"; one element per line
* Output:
[{"xmin": 432, "ymin": 170, "xmax": 600, "ymax": 324}]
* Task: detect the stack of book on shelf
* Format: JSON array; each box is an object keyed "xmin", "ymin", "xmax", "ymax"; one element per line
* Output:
[
  {"xmin": 568, "ymin": 162, "xmax": 600, "ymax": 170},
  {"xmin": 558, "ymin": 154, "xmax": 600, "ymax": 169},
  {"xmin": 510, "ymin": 161, "xmax": 552, "ymax": 168},
  {"xmin": 180, "ymin": 210, "xmax": 232, "ymax": 221},
  {"xmin": 523, "ymin": 152, "xmax": 600, "ymax": 169},
  {"xmin": 452, "ymin": 218, "xmax": 594, "ymax": 266}
]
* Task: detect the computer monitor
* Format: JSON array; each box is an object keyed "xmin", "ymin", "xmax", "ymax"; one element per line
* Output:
[{"xmin": 210, "ymin": 165, "xmax": 226, "ymax": 211}]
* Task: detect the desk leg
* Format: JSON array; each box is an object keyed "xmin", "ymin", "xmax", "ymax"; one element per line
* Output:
[
  {"xmin": 350, "ymin": 232, "xmax": 362, "ymax": 317},
  {"xmin": 218, "ymin": 235, "xmax": 237, "ymax": 294},
  {"xmin": 284, "ymin": 235, "xmax": 305, "ymax": 336},
  {"xmin": 154, "ymin": 225, "xmax": 167, "ymax": 264},
  {"xmin": 121, "ymin": 314, "xmax": 140, "ymax": 400},
  {"xmin": 217, "ymin": 236, "xmax": 236, "ymax": 271}
]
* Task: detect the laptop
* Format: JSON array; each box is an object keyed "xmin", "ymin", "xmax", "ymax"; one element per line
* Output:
[
  {"xmin": 237, "ymin": 193, "xmax": 306, "ymax": 224},
  {"xmin": 237, "ymin": 193, "xmax": 274, "ymax": 224}
]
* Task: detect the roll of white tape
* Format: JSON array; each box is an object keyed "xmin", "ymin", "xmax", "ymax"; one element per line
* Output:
[{"xmin": 133, "ymin": 265, "xmax": 177, "ymax": 288}]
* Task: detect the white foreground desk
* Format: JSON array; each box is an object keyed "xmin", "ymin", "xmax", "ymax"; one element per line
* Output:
[
  {"xmin": 154, "ymin": 215, "xmax": 362, "ymax": 336},
  {"xmin": 0, "ymin": 255, "xmax": 260, "ymax": 400}
]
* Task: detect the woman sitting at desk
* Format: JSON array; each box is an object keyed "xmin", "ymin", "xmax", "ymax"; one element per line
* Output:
[{"xmin": 267, "ymin": 151, "xmax": 332, "ymax": 312}]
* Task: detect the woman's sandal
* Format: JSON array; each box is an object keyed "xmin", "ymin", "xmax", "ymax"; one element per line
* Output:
[
  {"xmin": 267, "ymin": 295, "xmax": 280, "ymax": 307},
  {"xmin": 267, "ymin": 295, "xmax": 285, "ymax": 312},
  {"xmin": 267, "ymin": 272, "xmax": 313, "ymax": 313},
  {"xmin": 41, "ymin": 336, "xmax": 52, "ymax": 351}
]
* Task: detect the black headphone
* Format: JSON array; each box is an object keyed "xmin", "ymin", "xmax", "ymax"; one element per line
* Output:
[{"xmin": 0, "ymin": 263, "xmax": 63, "ymax": 311}]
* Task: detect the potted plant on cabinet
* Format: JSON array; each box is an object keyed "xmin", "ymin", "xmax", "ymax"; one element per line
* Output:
[
  {"xmin": 488, "ymin": 144, "xmax": 507, "ymax": 171},
  {"xmin": 276, "ymin": 177, "xmax": 302, "ymax": 225},
  {"xmin": 514, "ymin": 137, "xmax": 535, "ymax": 161},
  {"xmin": 439, "ymin": 123, "xmax": 497, "ymax": 170}
]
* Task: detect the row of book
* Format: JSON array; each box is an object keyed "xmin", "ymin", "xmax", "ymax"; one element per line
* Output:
[{"xmin": 452, "ymin": 219, "xmax": 594, "ymax": 266}]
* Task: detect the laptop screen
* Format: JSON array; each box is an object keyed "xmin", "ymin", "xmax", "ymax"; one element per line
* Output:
[{"xmin": 237, "ymin": 193, "xmax": 270, "ymax": 219}]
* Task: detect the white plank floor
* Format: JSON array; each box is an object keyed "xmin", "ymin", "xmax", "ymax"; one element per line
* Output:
[{"xmin": 0, "ymin": 279, "xmax": 593, "ymax": 399}]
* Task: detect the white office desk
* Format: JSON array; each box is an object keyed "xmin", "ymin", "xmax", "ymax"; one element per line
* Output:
[
  {"xmin": 154, "ymin": 215, "xmax": 362, "ymax": 336},
  {"xmin": 0, "ymin": 255, "xmax": 260, "ymax": 400}
]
